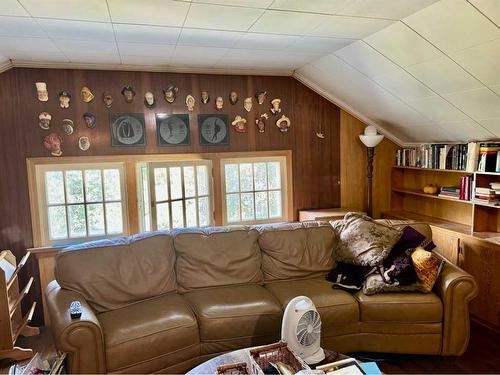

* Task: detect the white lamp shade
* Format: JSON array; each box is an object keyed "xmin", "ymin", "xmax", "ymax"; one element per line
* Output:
[{"xmin": 359, "ymin": 126, "xmax": 384, "ymax": 147}]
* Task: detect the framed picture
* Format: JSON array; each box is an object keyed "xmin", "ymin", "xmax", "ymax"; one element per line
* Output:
[
  {"xmin": 110, "ymin": 113, "xmax": 146, "ymax": 147},
  {"xmin": 156, "ymin": 114, "xmax": 190, "ymax": 147},
  {"xmin": 198, "ymin": 114, "xmax": 229, "ymax": 146}
]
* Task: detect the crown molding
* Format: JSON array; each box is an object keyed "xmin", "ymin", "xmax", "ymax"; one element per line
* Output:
[
  {"xmin": 9, "ymin": 60, "xmax": 293, "ymax": 77},
  {"xmin": 293, "ymin": 70, "xmax": 408, "ymax": 147},
  {"xmin": 0, "ymin": 60, "xmax": 13, "ymax": 74}
]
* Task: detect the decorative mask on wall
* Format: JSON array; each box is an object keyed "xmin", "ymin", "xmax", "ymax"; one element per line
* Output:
[
  {"xmin": 243, "ymin": 97, "xmax": 253, "ymax": 112},
  {"xmin": 229, "ymin": 91, "xmax": 238, "ymax": 105},
  {"xmin": 255, "ymin": 90, "xmax": 267, "ymax": 105},
  {"xmin": 186, "ymin": 95, "xmax": 195, "ymax": 111},
  {"xmin": 144, "ymin": 91, "xmax": 156, "ymax": 109},
  {"xmin": 62, "ymin": 119, "xmax": 74, "ymax": 135},
  {"xmin": 81, "ymin": 86, "xmax": 94, "ymax": 103},
  {"xmin": 78, "ymin": 136, "xmax": 90, "ymax": 151},
  {"xmin": 270, "ymin": 98, "xmax": 281, "ymax": 114},
  {"xmin": 35, "ymin": 82, "xmax": 48, "ymax": 102},
  {"xmin": 83, "ymin": 112, "xmax": 96, "ymax": 129},
  {"xmin": 121, "ymin": 85, "xmax": 136, "ymax": 103},
  {"xmin": 38, "ymin": 112, "xmax": 51, "ymax": 130},
  {"xmin": 163, "ymin": 85, "xmax": 178, "ymax": 103},
  {"xmin": 201, "ymin": 90, "xmax": 210, "ymax": 104},
  {"xmin": 276, "ymin": 115, "xmax": 291, "ymax": 133},
  {"xmin": 231, "ymin": 115, "xmax": 247, "ymax": 133},
  {"xmin": 103, "ymin": 92, "xmax": 113, "ymax": 109},
  {"xmin": 215, "ymin": 96, "xmax": 224, "ymax": 111},
  {"xmin": 256, "ymin": 113, "xmax": 269, "ymax": 133},
  {"xmin": 43, "ymin": 133, "xmax": 63, "ymax": 157},
  {"xmin": 58, "ymin": 90, "xmax": 71, "ymax": 108}
]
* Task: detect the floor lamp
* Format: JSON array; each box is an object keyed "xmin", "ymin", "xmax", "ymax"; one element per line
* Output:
[{"xmin": 359, "ymin": 126, "xmax": 384, "ymax": 217}]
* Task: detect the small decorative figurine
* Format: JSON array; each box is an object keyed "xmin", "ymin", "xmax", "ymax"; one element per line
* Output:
[
  {"xmin": 163, "ymin": 84, "xmax": 178, "ymax": 103},
  {"xmin": 43, "ymin": 133, "xmax": 63, "ymax": 156},
  {"xmin": 243, "ymin": 97, "xmax": 253, "ymax": 112},
  {"xmin": 81, "ymin": 86, "xmax": 94, "ymax": 103},
  {"xmin": 215, "ymin": 96, "xmax": 224, "ymax": 111},
  {"xmin": 316, "ymin": 121, "xmax": 325, "ymax": 139},
  {"xmin": 103, "ymin": 92, "xmax": 113, "ymax": 109},
  {"xmin": 38, "ymin": 112, "xmax": 51, "ymax": 130},
  {"xmin": 59, "ymin": 90, "xmax": 71, "ymax": 108},
  {"xmin": 256, "ymin": 113, "xmax": 269, "ymax": 133},
  {"xmin": 186, "ymin": 95, "xmax": 196, "ymax": 111},
  {"xmin": 35, "ymin": 82, "xmax": 48, "ymax": 102},
  {"xmin": 144, "ymin": 91, "xmax": 156, "ymax": 109},
  {"xmin": 62, "ymin": 119, "xmax": 74, "ymax": 135},
  {"xmin": 121, "ymin": 85, "xmax": 136, "ymax": 103},
  {"xmin": 270, "ymin": 98, "xmax": 281, "ymax": 114},
  {"xmin": 78, "ymin": 136, "xmax": 90, "ymax": 151},
  {"xmin": 255, "ymin": 90, "xmax": 267, "ymax": 105},
  {"xmin": 231, "ymin": 115, "xmax": 247, "ymax": 133},
  {"xmin": 229, "ymin": 91, "xmax": 238, "ymax": 105},
  {"xmin": 83, "ymin": 112, "xmax": 96, "ymax": 129},
  {"xmin": 201, "ymin": 90, "xmax": 210, "ymax": 104},
  {"xmin": 276, "ymin": 115, "xmax": 291, "ymax": 133}
]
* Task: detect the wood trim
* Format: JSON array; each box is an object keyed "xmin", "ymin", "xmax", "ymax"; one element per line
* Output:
[{"xmin": 0, "ymin": 60, "xmax": 12, "ymax": 74}]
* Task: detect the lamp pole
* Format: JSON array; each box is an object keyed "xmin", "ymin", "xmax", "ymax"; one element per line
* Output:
[{"xmin": 366, "ymin": 147, "xmax": 375, "ymax": 218}]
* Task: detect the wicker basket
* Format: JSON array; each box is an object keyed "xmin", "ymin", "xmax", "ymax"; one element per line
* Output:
[
  {"xmin": 216, "ymin": 362, "xmax": 248, "ymax": 375},
  {"xmin": 248, "ymin": 342, "xmax": 310, "ymax": 375}
]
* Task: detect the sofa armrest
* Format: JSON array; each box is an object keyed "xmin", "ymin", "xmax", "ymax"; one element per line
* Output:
[
  {"xmin": 433, "ymin": 256, "xmax": 478, "ymax": 356},
  {"xmin": 45, "ymin": 280, "xmax": 106, "ymax": 373}
]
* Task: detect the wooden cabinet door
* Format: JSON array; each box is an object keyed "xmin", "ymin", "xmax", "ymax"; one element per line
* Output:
[{"xmin": 431, "ymin": 227, "xmax": 460, "ymax": 265}]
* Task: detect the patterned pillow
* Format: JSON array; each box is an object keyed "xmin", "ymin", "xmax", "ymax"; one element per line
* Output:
[
  {"xmin": 332, "ymin": 212, "xmax": 402, "ymax": 266},
  {"xmin": 363, "ymin": 272, "xmax": 426, "ymax": 295},
  {"xmin": 411, "ymin": 246, "xmax": 444, "ymax": 292}
]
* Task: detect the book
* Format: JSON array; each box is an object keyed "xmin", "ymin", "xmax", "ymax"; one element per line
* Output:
[{"xmin": 478, "ymin": 143, "xmax": 500, "ymax": 172}]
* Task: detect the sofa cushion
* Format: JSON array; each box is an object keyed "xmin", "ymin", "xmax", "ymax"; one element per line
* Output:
[
  {"xmin": 264, "ymin": 278, "xmax": 359, "ymax": 336},
  {"xmin": 56, "ymin": 231, "xmax": 176, "ymax": 312},
  {"xmin": 258, "ymin": 222, "xmax": 336, "ymax": 281},
  {"xmin": 173, "ymin": 226, "xmax": 262, "ymax": 292},
  {"xmin": 98, "ymin": 293, "xmax": 199, "ymax": 373},
  {"xmin": 183, "ymin": 285, "xmax": 282, "ymax": 345},
  {"xmin": 354, "ymin": 291, "xmax": 443, "ymax": 323}
]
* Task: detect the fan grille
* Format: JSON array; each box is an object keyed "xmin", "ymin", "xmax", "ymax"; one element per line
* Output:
[{"xmin": 296, "ymin": 310, "xmax": 321, "ymax": 346}]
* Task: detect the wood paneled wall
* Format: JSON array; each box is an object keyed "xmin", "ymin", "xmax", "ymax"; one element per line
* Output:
[{"xmin": 0, "ymin": 67, "xmax": 349, "ymax": 324}]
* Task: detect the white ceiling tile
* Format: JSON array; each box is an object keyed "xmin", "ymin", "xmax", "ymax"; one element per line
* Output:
[
  {"xmin": 490, "ymin": 84, "xmax": 500, "ymax": 96},
  {"xmin": 334, "ymin": 41, "xmax": 399, "ymax": 78},
  {"xmin": 173, "ymin": 45, "xmax": 229, "ymax": 63},
  {"xmin": 250, "ymin": 10, "xmax": 328, "ymax": 35},
  {"xmin": 192, "ymin": 0, "xmax": 273, "ymax": 8},
  {"xmin": 336, "ymin": 0, "xmax": 439, "ymax": 20},
  {"xmin": 114, "ymin": 24, "xmax": 180, "ymax": 44},
  {"xmin": 0, "ymin": 36, "xmax": 60, "ymax": 55},
  {"xmin": 178, "ymin": 29, "xmax": 244, "ymax": 48},
  {"xmin": 434, "ymin": 119, "xmax": 495, "ymax": 141},
  {"xmin": 269, "ymin": 0, "xmax": 350, "ymax": 14},
  {"xmin": 450, "ymin": 39, "xmax": 500, "ymax": 86},
  {"xmin": 404, "ymin": 0, "xmax": 500, "ymax": 54},
  {"xmin": 372, "ymin": 67, "xmax": 435, "ymax": 102},
  {"xmin": 234, "ymin": 33, "xmax": 297, "ymax": 50},
  {"xmin": 477, "ymin": 118, "xmax": 500, "ymax": 136},
  {"xmin": 108, "ymin": 0, "xmax": 189, "ymax": 26},
  {"xmin": 10, "ymin": 52, "xmax": 69, "ymax": 62},
  {"xmin": 469, "ymin": 0, "xmax": 500, "ymax": 26},
  {"xmin": 407, "ymin": 95, "xmax": 469, "ymax": 122},
  {"xmin": 309, "ymin": 15, "xmax": 394, "ymax": 39},
  {"xmin": 0, "ymin": 16, "xmax": 44, "ymax": 37},
  {"xmin": 185, "ymin": 3, "xmax": 263, "ymax": 31},
  {"xmin": 37, "ymin": 19, "xmax": 115, "ymax": 41},
  {"xmin": 444, "ymin": 87, "xmax": 500, "ymax": 119},
  {"xmin": 66, "ymin": 53, "xmax": 121, "ymax": 64},
  {"xmin": 53, "ymin": 39, "xmax": 118, "ymax": 55},
  {"xmin": 226, "ymin": 48, "xmax": 319, "ymax": 66},
  {"xmin": 287, "ymin": 36, "xmax": 353, "ymax": 53},
  {"xmin": 117, "ymin": 42, "xmax": 175, "ymax": 57},
  {"xmin": 406, "ymin": 56, "xmax": 483, "ymax": 94},
  {"xmin": 0, "ymin": 0, "xmax": 30, "ymax": 16},
  {"xmin": 19, "ymin": 0, "xmax": 110, "ymax": 22},
  {"xmin": 365, "ymin": 22, "xmax": 443, "ymax": 67},
  {"xmin": 121, "ymin": 54, "xmax": 170, "ymax": 65}
]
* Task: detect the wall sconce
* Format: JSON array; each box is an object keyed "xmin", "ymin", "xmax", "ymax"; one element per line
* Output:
[{"xmin": 359, "ymin": 126, "xmax": 384, "ymax": 217}]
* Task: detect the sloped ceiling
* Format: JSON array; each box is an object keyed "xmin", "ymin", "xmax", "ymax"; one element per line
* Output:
[{"xmin": 0, "ymin": 0, "xmax": 499, "ymax": 145}]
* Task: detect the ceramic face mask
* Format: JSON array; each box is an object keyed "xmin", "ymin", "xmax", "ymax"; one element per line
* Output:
[
  {"xmin": 83, "ymin": 112, "xmax": 96, "ymax": 129},
  {"xmin": 186, "ymin": 95, "xmax": 195, "ymax": 111},
  {"xmin": 78, "ymin": 136, "xmax": 90, "ymax": 151},
  {"xmin": 81, "ymin": 86, "xmax": 94, "ymax": 103},
  {"xmin": 38, "ymin": 111, "xmax": 51, "ymax": 130},
  {"xmin": 229, "ymin": 91, "xmax": 238, "ymax": 105},
  {"xmin": 215, "ymin": 96, "xmax": 223, "ymax": 110},
  {"xmin": 59, "ymin": 90, "xmax": 71, "ymax": 108},
  {"xmin": 144, "ymin": 91, "xmax": 155, "ymax": 109},
  {"xmin": 201, "ymin": 90, "xmax": 209, "ymax": 104},
  {"xmin": 43, "ymin": 133, "xmax": 63, "ymax": 157},
  {"xmin": 121, "ymin": 85, "xmax": 136, "ymax": 103},
  {"xmin": 62, "ymin": 119, "xmax": 74, "ymax": 135},
  {"xmin": 255, "ymin": 90, "xmax": 266, "ymax": 105},
  {"xmin": 243, "ymin": 97, "xmax": 252, "ymax": 112},
  {"xmin": 36, "ymin": 82, "xmax": 48, "ymax": 102},
  {"xmin": 103, "ymin": 93, "xmax": 113, "ymax": 109},
  {"xmin": 270, "ymin": 98, "xmax": 282, "ymax": 114},
  {"xmin": 163, "ymin": 85, "xmax": 178, "ymax": 103}
]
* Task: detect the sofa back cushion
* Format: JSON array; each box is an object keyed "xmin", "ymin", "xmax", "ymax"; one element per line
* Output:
[
  {"xmin": 55, "ymin": 232, "xmax": 176, "ymax": 312},
  {"xmin": 173, "ymin": 226, "xmax": 262, "ymax": 292},
  {"xmin": 376, "ymin": 219, "xmax": 433, "ymax": 239},
  {"xmin": 258, "ymin": 222, "xmax": 336, "ymax": 281}
]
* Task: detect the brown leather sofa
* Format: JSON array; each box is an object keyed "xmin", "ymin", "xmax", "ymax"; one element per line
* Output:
[{"xmin": 45, "ymin": 221, "xmax": 477, "ymax": 374}]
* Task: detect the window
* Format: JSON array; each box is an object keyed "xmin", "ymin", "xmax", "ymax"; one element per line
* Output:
[
  {"xmin": 139, "ymin": 160, "xmax": 213, "ymax": 231},
  {"xmin": 221, "ymin": 156, "xmax": 288, "ymax": 224},
  {"xmin": 36, "ymin": 163, "xmax": 127, "ymax": 245}
]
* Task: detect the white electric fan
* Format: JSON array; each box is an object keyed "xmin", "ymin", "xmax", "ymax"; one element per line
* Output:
[{"xmin": 281, "ymin": 296, "xmax": 325, "ymax": 364}]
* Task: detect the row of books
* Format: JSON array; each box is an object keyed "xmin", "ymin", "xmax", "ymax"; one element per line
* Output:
[
  {"xmin": 395, "ymin": 142, "xmax": 500, "ymax": 173},
  {"xmin": 438, "ymin": 175, "xmax": 473, "ymax": 201},
  {"xmin": 474, "ymin": 182, "xmax": 500, "ymax": 205}
]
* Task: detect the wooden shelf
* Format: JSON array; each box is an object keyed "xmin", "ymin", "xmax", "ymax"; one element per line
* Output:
[
  {"xmin": 475, "ymin": 171, "xmax": 500, "ymax": 176},
  {"xmin": 393, "ymin": 166, "xmax": 470, "ymax": 174},
  {"xmin": 473, "ymin": 232, "xmax": 500, "ymax": 245},
  {"xmin": 472, "ymin": 200, "xmax": 500, "ymax": 209},
  {"xmin": 392, "ymin": 188, "xmax": 472, "ymax": 204},
  {"xmin": 382, "ymin": 210, "xmax": 472, "ymax": 235}
]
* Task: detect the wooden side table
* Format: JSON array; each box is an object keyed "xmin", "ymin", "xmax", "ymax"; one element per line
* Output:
[{"xmin": 299, "ymin": 208, "xmax": 364, "ymax": 222}]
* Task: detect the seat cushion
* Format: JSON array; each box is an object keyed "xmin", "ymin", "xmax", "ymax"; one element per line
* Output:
[
  {"xmin": 183, "ymin": 284, "xmax": 282, "ymax": 346},
  {"xmin": 98, "ymin": 293, "xmax": 199, "ymax": 373},
  {"xmin": 354, "ymin": 291, "xmax": 443, "ymax": 323},
  {"xmin": 264, "ymin": 278, "xmax": 359, "ymax": 337}
]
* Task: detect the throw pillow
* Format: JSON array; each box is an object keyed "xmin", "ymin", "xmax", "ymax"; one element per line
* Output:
[
  {"xmin": 332, "ymin": 212, "xmax": 402, "ymax": 266},
  {"xmin": 325, "ymin": 262, "xmax": 371, "ymax": 292},
  {"xmin": 363, "ymin": 272, "xmax": 426, "ymax": 295},
  {"xmin": 411, "ymin": 246, "xmax": 444, "ymax": 292}
]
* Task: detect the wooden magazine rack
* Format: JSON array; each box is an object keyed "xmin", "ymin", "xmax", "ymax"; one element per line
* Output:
[{"xmin": 0, "ymin": 250, "xmax": 39, "ymax": 362}]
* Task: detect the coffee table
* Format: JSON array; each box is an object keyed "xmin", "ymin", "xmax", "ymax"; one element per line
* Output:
[{"xmin": 187, "ymin": 347, "xmax": 348, "ymax": 374}]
